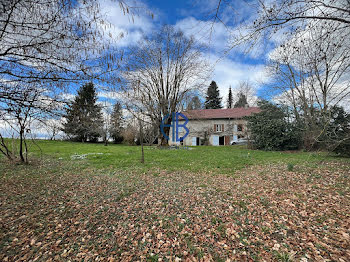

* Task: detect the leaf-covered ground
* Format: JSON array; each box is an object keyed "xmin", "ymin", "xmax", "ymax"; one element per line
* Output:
[{"xmin": 1, "ymin": 160, "xmax": 349, "ymax": 261}]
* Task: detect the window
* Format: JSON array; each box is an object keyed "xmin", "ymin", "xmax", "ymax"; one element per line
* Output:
[
  {"xmin": 237, "ymin": 124, "xmax": 243, "ymax": 132},
  {"xmin": 215, "ymin": 124, "xmax": 224, "ymax": 132}
]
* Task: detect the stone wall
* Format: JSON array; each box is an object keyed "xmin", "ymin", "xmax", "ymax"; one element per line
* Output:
[{"xmin": 168, "ymin": 118, "xmax": 249, "ymax": 146}]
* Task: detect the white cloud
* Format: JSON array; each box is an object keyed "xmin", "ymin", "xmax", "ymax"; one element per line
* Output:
[
  {"xmin": 206, "ymin": 54, "xmax": 270, "ymax": 103},
  {"xmin": 97, "ymin": 100, "xmax": 113, "ymax": 108},
  {"xmin": 97, "ymin": 1, "xmax": 272, "ymax": 107},
  {"xmin": 175, "ymin": 17, "xmax": 231, "ymax": 52},
  {"xmin": 174, "ymin": 15, "xmax": 272, "ymax": 59},
  {"xmin": 61, "ymin": 93, "xmax": 75, "ymax": 102},
  {"xmin": 98, "ymin": 0, "xmax": 155, "ymax": 47},
  {"xmin": 0, "ymin": 120, "xmax": 14, "ymax": 137},
  {"xmin": 0, "ymin": 118, "xmax": 65, "ymax": 139},
  {"xmin": 98, "ymin": 91, "xmax": 123, "ymax": 100}
]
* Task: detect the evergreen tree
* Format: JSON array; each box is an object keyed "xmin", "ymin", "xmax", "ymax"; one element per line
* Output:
[
  {"xmin": 63, "ymin": 82, "xmax": 103, "ymax": 142},
  {"xmin": 110, "ymin": 102, "xmax": 124, "ymax": 143},
  {"xmin": 323, "ymin": 106, "xmax": 350, "ymax": 156},
  {"xmin": 187, "ymin": 95, "xmax": 202, "ymax": 110},
  {"xmin": 246, "ymin": 100, "xmax": 301, "ymax": 150},
  {"xmin": 205, "ymin": 81, "xmax": 222, "ymax": 109},
  {"xmin": 226, "ymin": 87, "xmax": 233, "ymax": 108},
  {"xmin": 234, "ymin": 92, "xmax": 249, "ymax": 108}
]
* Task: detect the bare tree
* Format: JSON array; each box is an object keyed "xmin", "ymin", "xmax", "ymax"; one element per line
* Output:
[
  {"xmin": 0, "ymin": 0, "xmax": 127, "ymax": 93},
  {"xmin": 122, "ymin": 25, "xmax": 210, "ymax": 145},
  {"xmin": 222, "ymin": 0, "xmax": 350, "ymax": 49},
  {"xmin": 268, "ymin": 21, "xmax": 350, "ymax": 148},
  {"xmin": 143, "ymin": 122, "xmax": 159, "ymax": 145},
  {"xmin": 234, "ymin": 81, "xmax": 257, "ymax": 107},
  {"xmin": 101, "ymin": 102, "xmax": 113, "ymax": 146},
  {"xmin": 0, "ymin": 84, "xmax": 62, "ymax": 162},
  {"xmin": 187, "ymin": 95, "xmax": 203, "ymax": 110},
  {"xmin": 206, "ymin": 0, "xmax": 350, "ymax": 151},
  {"xmin": 42, "ymin": 118, "xmax": 62, "ymax": 140},
  {"xmin": 122, "ymin": 122, "xmax": 138, "ymax": 145},
  {"xmin": 251, "ymin": 0, "xmax": 350, "ymax": 33},
  {"xmin": 0, "ymin": 0, "xmax": 139, "ymax": 161},
  {"xmin": 139, "ymin": 118, "xmax": 144, "ymax": 163}
]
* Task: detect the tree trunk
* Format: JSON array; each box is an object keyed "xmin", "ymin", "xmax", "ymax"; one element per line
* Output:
[
  {"xmin": 19, "ymin": 129, "xmax": 25, "ymax": 163},
  {"xmin": 24, "ymin": 138, "xmax": 28, "ymax": 163},
  {"xmin": 139, "ymin": 119, "xmax": 144, "ymax": 163},
  {"xmin": 159, "ymin": 116, "xmax": 172, "ymax": 146},
  {"xmin": 160, "ymin": 130, "xmax": 169, "ymax": 146},
  {"xmin": 0, "ymin": 134, "xmax": 13, "ymax": 161}
]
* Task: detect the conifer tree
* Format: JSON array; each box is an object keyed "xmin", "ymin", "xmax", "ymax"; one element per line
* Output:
[
  {"xmin": 234, "ymin": 92, "xmax": 249, "ymax": 108},
  {"xmin": 110, "ymin": 102, "xmax": 124, "ymax": 143},
  {"xmin": 63, "ymin": 82, "xmax": 103, "ymax": 142},
  {"xmin": 227, "ymin": 87, "xmax": 233, "ymax": 108},
  {"xmin": 205, "ymin": 81, "xmax": 222, "ymax": 109},
  {"xmin": 187, "ymin": 95, "xmax": 202, "ymax": 110}
]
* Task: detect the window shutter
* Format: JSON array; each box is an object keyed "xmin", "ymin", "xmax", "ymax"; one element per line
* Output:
[
  {"xmin": 222, "ymin": 124, "xmax": 224, "ymax": 132},
  {"xmin": 214, "ymin": 124, "xmax": 216, "ymax": 132}
]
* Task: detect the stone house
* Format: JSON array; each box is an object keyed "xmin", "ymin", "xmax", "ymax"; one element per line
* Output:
[{"xmin": 169, "ymin": 107, "xmax": 260, "ymax": 146}]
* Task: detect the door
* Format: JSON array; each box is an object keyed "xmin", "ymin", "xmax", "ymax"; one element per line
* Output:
[
  {"xmin": 192, "ymin": 137, "xmax": 197, "ymax": 146},
  {"xmin": 224, "ymin": 136, "xmax": 230, "ymax": 145},
  {"xmin": 212, "ymin": 135, "xmax": 219, "ymax": 146}
]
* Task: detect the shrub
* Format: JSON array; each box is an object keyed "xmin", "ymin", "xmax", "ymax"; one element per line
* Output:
[{"xmin": 246, "ymin": 100, "xmax": 302, "ymax": 151}]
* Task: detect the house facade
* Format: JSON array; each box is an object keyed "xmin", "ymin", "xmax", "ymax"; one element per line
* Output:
[{"xmin": 169, "ymin": 107, "xmax": 260, "ymax": 146}]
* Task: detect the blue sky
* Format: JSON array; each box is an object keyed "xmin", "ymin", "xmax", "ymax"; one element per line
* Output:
[{"xmin": 96, "ymin": 0, "xmax": 275, "ymax": 104}]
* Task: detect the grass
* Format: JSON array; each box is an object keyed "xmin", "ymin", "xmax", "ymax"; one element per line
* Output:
[
  {"xmin": 2, "ymin": 139, "xmax": 347, "ymax": 175},
  {"xmin": 287, "ymin": 163, "xmax": 294, "ymax": 171},
  {"xmin": 1, "ymin": 140, "xmax": 350, "ymax": 261}
]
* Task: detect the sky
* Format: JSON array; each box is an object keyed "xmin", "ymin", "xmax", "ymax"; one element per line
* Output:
[
  {"xmin": 2, "ymin": 0, "xmax": 349, "ymax": 139},
  {"xmin": 97, "ymin": 0, "xmax": 274, "ymax": 104},
  {"xmin": 0, "ymin": 0, "xmax": 278, "ymax": 139}
]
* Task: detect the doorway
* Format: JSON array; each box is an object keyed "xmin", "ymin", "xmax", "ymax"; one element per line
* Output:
[{"xmin": 219, "ymin": 136, "xmax": 225, "ymax": 145}]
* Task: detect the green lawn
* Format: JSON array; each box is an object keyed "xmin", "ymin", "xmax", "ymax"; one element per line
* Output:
[{"xmin": 8, "ymin": 139, "xmax": 348, "ymax": 174}]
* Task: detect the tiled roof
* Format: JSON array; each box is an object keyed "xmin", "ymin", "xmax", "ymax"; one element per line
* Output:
[{"xmin": 181, "ymin": 107, "xmax": 261, "ymax": 120}]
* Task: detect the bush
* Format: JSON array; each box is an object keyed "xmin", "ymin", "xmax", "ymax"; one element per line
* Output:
[
  {"xmin": 326, "ymin": 106, "xmax": 350, "ymax": 157},
  {"xmin": 334, "ymin": 141, "xmax": 350, "ymax": 157},
  {"xmin": 122, "ymin": 125, "xmax": 137, "ymax": 145},
  {"xmin": 246, "ymin": 101, "xmax": 301, "ymax": 151},
  {"xmin": 112, "ymin": 135, "xmax": 124, "ymax": 144},
  {"xmin": 311, "ymin": 106, "xmax": 350, "ymax": 156}
]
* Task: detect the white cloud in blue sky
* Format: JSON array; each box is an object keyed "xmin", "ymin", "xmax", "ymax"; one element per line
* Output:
[
  {"xmin": 98, "ymin": 0, "xmax": 155, "ymax": 47},
  {"xmin": 97, "ymin": 0, "xmax": 273, "ymax": 101},
  {"xmin": 54, "ymin": 0, "xmax": 275, "ymax": 107}
]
